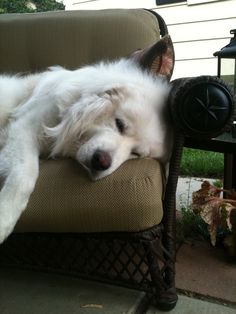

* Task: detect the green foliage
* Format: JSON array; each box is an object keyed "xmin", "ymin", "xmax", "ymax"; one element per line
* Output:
[
  {"xmin": 0, "ymin": 0, "xmax": 65, "ymax": 14},
  {"xmin": 180, "ymin": 148, "xmax": 223, "ymax": 178},
  {"xmin": 212, "ymin": 179, "xmax": 223, "ymax": 188},
  {"xmin": 176, "ymin": 207, "xmax": 209, "ymax": 244},
  {"xmin": 177, "ymin": 207, "xmax": 232, "ymax": 248}
]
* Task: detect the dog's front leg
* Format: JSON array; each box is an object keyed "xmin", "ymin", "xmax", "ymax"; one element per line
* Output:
[{"xmin": 0, "ymin": 129, "xmax": 39, "ymax": 244}]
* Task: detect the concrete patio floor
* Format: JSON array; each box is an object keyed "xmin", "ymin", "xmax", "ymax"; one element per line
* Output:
[
  {"xmin": 0, "ymin": 176, "xmax": 235, "ymax": 313},
  {"xmin": 0, "ymin": 267, "xmax": 235, "ymax": 314},
  {"xmin": 0, "ymin": 268, "xmax": 143, "ymax": 314}
]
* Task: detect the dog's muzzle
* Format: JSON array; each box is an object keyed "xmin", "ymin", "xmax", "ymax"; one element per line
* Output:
[{"xmin": 91, "ymin": 150, "xmax": 112, "ymax": 171}]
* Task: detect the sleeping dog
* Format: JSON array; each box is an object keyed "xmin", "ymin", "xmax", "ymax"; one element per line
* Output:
[{"xmin": 0, "ymin": 35, "xmax": 174, "ymax": 243}]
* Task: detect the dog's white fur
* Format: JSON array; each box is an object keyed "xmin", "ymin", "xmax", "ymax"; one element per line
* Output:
[{"xmin": 0, "ymin": 58, "xmax": 171, "ymax": 243}]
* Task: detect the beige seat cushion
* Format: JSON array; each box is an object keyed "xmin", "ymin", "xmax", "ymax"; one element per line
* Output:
[{"xmin": 15, "ymin": 158, "xmax": 164, "ymax": 233}]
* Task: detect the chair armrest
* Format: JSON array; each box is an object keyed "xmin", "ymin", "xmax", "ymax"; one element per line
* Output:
[{"xmin": 168, "ymin": 76, "xmax": 235, "ymax": 138}]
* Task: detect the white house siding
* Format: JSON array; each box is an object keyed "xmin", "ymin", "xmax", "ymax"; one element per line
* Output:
[{"xmin": 64, "ymin": 0, "xmax": 236, "ymax": 79}]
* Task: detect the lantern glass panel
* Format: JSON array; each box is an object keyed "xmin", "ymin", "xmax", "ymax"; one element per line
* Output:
[{"xmin": 220, "ymin": 58, "xmax": 236, "ymax": 93}]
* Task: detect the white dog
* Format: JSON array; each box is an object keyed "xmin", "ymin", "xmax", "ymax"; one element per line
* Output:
[{"xmin": 0, "ymin": 40, "xmax": 173, "ymax": 244}]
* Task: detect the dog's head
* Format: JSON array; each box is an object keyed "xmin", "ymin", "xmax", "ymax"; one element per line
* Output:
[{"xmin": 46, "ymin": 36, "xmax": 174, "ymax": 180}]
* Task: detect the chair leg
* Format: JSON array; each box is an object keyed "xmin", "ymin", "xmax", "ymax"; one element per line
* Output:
[
  {"xmin": 145, "ymin": 242, "xmax": 178, "ymax": 311},
  {"xmin": 154, "ymin": 288, "xmax": 178, "ymax": 311}
]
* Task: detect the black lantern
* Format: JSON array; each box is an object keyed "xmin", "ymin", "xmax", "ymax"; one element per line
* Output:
[{"xmin": 214, "ymin": 29, "xmax": 236, "ymax": 94}]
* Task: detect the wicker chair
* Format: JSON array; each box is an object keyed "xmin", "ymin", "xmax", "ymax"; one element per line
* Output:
[{"xmin": 0, "ymin": 9, "xmax": 234, "ymax": 311}]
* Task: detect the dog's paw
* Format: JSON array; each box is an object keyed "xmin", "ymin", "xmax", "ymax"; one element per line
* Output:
[
  {"xmin": 0, "ymin": 205, "xmax": 17, "ymax": 244},
  {"xmin": 0, "ymin": 219, "xmax": 15, "ymax": 244}
]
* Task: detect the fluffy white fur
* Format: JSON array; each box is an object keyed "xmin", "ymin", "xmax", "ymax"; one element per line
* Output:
[{"xmin": 0, "ymin": 58, "xmax": 171, "ymax": 243}]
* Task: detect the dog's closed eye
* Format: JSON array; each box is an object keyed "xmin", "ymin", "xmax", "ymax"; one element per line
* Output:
[
  {"xmin": 131, "ymin": 151, "xmax": 141, "ymax": 158},
  {"xmin": 115, "ymin": 118, "xmax": 126, "ymax": 134}
]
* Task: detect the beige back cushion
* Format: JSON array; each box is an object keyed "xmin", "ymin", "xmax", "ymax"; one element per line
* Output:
[
  {"xmin": 0, "ymin": 9, "xmax": 164, "ymax": 233},
  {"xmin": 0, "ymin": 9, "xmax": 160, "ymax": 72}
]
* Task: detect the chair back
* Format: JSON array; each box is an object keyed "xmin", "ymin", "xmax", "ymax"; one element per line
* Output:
[{"xmin": 0, "ymin": 9, "xmax": 167, "ymax": 73}]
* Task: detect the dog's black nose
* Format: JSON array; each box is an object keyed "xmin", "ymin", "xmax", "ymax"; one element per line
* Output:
[{"xmin": 91, "ymin": 150, "xmax": 111, "ymax": 171}]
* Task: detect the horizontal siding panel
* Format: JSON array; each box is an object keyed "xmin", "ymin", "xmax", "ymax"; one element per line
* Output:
[
  {"xmin": 67, "ymin": 0, "xmax": 156, "ymax": 10},
  {"xmin": 188, "ymin": 0, "xmax": 221, "ymax": 4},
  {"xmin": 67, "ymin": 0, "xmax": 236, "ymax": 26},
  {"xmin": 168, "ymin": 18, "xmax": 236, "ymax": 42},
  {"xmin": 155, "ymin": 0, "xmax": 236, "ymax": 25},
  {"xmin": 65, "ymin": 0, "xmax": 235, "ymax": 80},
  {"xmin": 172, "ymin": 58, "xmax": 217, "ymax": 79},
  {"xmin": 174, "ymin": 38, "xmax": 229, "ymax": 60}
]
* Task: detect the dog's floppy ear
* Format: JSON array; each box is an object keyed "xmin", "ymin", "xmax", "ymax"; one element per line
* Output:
[
  {"xmin": 130, "ymin": 35, "xmax": 175, "ymax": 80},
  {"xmin": 45, "ymin": 91, "xmax": 118, "ymax": 156}
]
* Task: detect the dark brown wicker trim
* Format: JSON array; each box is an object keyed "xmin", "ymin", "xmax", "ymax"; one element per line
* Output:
[
  {"xmin": 144, "ymin": 9, "xmax": 169, "ymax": 37},
  {"xmin": 169, "ymin": 76, "xmax": 235, "ymax": 138},
  {"xmin": 0, "ymin": 226, "xmax": 162, "ymax": 290}
]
